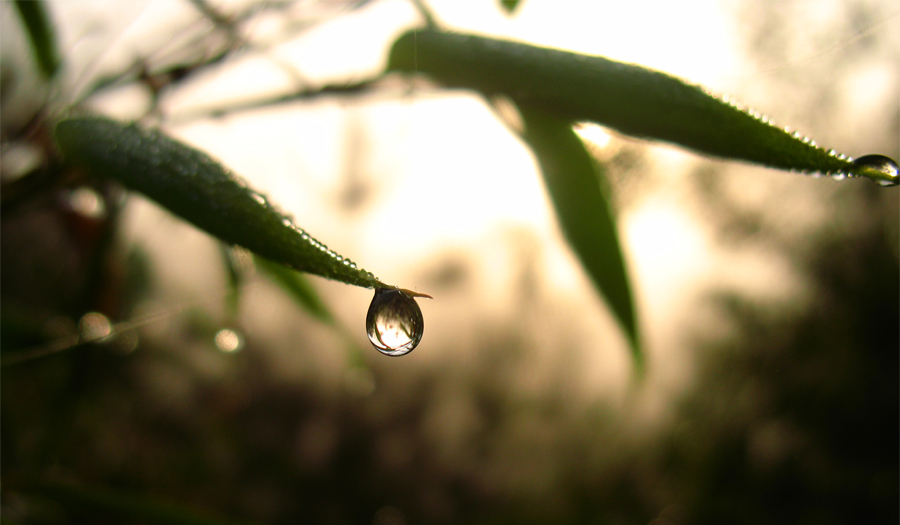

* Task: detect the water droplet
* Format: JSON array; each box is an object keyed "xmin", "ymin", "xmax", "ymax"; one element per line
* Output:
[
  {"xmin": 366, "ymin": 288, "xmax": 424, "ymax": 356},
  {"xmin": 851, "ymin": 154, "xmax": 899, "ymax": 187},
  {"xmin": 68, "ymin": 187, "xmax": 106, "ymax": 218},
  {"xmin": 215, "ymin": 328, "xmax": 244, "ymax": 352},
  {"xmin": 831, "ymin": 172, "xmax": 847, "ymax": 181},
  {"xmin": 250, "ymin": 192, "xmax": 267, "ymax": 206},
  {"xmin": 79, "ymin": 312, "xmax": 112, "ymax": 342}
]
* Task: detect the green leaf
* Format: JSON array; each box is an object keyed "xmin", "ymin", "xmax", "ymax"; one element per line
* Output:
[
  {"xmin": 55, "ymin": 115, "xmax": 390, "ymax": 290},
  {"xmin": 519, "ymin": 106, "xmax": 642, "ymax": 373},
  {"xmin": 387, "ymin": 29, "xmax": 898, "ymax": 186},
  {"xmin": 499, "ymin": 0, "xmax": 522, "ymax": 14},
  {"xmin": 14, "ymin": 0, "xmax": 61, "ymax": 79},
  {"xmin": 254, "ymin": 255, "xmax": 336, "ymax": 325}
]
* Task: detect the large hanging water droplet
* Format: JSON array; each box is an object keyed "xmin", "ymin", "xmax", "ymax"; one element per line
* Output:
[
  {"xmin": 852, "ymin": 154, "xmax": 899, "ymax": 187},
  {"xmin": 366, "ymin": 288, "xmax": 425, "ymax": 356}
]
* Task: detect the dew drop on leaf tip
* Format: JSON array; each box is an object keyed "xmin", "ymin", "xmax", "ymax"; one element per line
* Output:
[
  {"xmin": 851, "ymin": 154, "xmax": 900, "ymax": 187},
  {"xmin": 366, "ymin": 288, "xmax": 428, "ymax": 356}
]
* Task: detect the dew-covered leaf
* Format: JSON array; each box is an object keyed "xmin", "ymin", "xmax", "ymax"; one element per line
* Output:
[
  {"xmin": 55, "ymin": 115, "xmax": 390, "ymax": 290},
  {"xmin": 520, "ymin": 107, "xmax": 642, "ymax": 372},
  {"xmin": 387, "ymin": 29, "xmax": 898, "ymax": 186}
]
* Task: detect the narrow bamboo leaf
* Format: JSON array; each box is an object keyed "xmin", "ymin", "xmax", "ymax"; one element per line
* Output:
[
  {"xmin": 387, "ymin": 29, "xmax": 898, "ymax": 186},
  {"xmin": 55, "ymin": 115, "xmax": 388, "ymax": 290},
  {"xmin": 256, "ymin": 255, "xmax": 372, "ymax": 369},
  {"xmin": 254, "ymin": 255, "xmax": 336, "ymax": 324},
  {"xmin": 519, "ymin": 106, "xmax": 642, "ymax": 372},
  {"xmin": 14, "ymin": 0, "xmax": 61, "ymax": 79}
]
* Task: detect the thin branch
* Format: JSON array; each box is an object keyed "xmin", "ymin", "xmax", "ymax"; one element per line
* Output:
[{"xmin": 165, "ymin": 76, "xmax": 408, "ymax": 124}]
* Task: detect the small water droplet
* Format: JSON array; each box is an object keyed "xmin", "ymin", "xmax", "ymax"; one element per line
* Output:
[
  {"xmin": 851, "ymin": 154, "xmax": 899, "ymax": 187},
  {"xmin": 831, "ymin": 172, "xmax": 847, "ymax": 181},
  {"xmin": 215, "ymin": 328, "xmax": 244, "ymax": 352},
  {"xmin": 366, "ymin": 288, "xmax": 424, "ymax": 356},
  {"xmin": 68, "ymin": 187, "xmax": 106, "ymax": 218},
  {"xmin": 282, "ymin": 217, "xmax": 293, "ymax": 227},
  {"xmin": 250, "ymin": 192, "xmax": 267, "ymax": 206},
  {"xmin": 79, "ymin": 312, "xmax": 112, "ymax": 342}
]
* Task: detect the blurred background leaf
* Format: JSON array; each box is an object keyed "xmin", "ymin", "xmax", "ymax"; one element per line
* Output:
[
  {"xmin": 499, "ymin": 0, "xmax": 523, "ymax": 15},
  {"xmin": 218, "ymin": 244, "xmax": 250, "ymax": 320},
  {"xmin": 254, "ymin": 254, "xmax": 336, "ymax": 326},
  {"xmin": 13, "ymin": 0, "xmax": 60, "ymax": 79},
  {"xmin": 520, "ymin": 106, "xmax": 641, "ymax": 372}
]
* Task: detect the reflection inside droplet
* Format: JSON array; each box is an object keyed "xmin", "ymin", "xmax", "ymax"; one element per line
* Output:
[
  {"xmin": 851, "ymin": 154, "xmax": 899, "ymax": 187},
  {"xmin": 366, "ymin": 288, "xmax": 425, "ymax": 356}
]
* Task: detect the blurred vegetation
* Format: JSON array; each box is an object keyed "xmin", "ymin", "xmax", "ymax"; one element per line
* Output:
[
  {"xmin": 3, "ymin": 210, "xmax": 896, "ymax": 523},
  {"xmin": 2, "ymin": 0, "xmax": 897, "ymax": 523}
]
